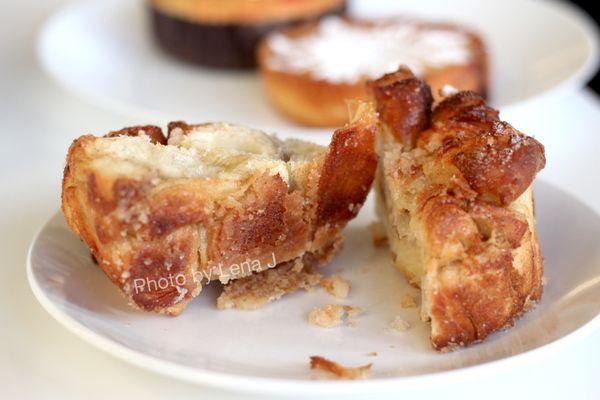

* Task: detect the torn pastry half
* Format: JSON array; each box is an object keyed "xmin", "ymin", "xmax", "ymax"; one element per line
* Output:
[
  {"xmin": 369, "ymin": 68, "xmax": 546, "ymax": 350},
  {"xmin": 61, "ymin": 103, "xmax": 377, "ymax": 315}
]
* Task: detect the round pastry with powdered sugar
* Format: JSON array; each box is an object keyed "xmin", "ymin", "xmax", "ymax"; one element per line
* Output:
[{"xmin": 258, "ymin": 16, "xmax": 488, "ymax": 126}]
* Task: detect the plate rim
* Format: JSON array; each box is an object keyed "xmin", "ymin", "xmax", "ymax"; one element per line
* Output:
[
  {"xmin": 499, "ymin": 0, "xmax": 600, "ymax": 113},
  {"xmin": 36, "ymin": 0, "xmax": 600, "ymax": 127},
  {"xmin": 26, "ymin": 181, "xmax": 600, "ymax": 396}
]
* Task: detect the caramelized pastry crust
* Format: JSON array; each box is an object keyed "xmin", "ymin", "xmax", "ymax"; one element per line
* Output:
[
  {"xmin": 61, "ymin": 105, "xmax": 376, "ymax": 315},
  {"xmin": 371, "ymin": 68, "xmax": 545, "ymax": 350}
]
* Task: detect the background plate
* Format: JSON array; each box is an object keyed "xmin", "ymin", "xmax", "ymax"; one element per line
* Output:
[
  {"xmin": 37, "ymin": 0, "xmax": 599, "ymax": 135},
  {"xmin": 27, "ymin": 181, "xmax": 600, "ymax": 397}
]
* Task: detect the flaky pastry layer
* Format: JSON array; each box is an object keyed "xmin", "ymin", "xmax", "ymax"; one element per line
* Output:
[
  {"xmin": 370, "ymin": 68, "xmax": 545, "ymax": 350},
  {"xmin": 62, "ymin": 105, "xmax": 376, "ymax": 314}
]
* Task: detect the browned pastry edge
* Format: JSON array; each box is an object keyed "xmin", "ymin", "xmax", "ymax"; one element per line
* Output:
[
  {"xmin": 370, "ymin": 68, "xmax": 545, "ymax": 350},
  {"xmin": 61, "ymin": 110, "xmax": 376, "ymax": 315},
  {"xmin": 106, "ymin": 125, "xmax": 167, "ymax": 145},
  {"xmin": 150, "ymin": 1, "xmax": 347, "ymax": 68},
  {"xmin": 257, "ymin": 17, "xmax": 488, "ymax": 126},
  {"xmin": 371, "ymin": 68, "xmax": 545, "ymax": 206},
  {"xmin": 309, "ymin": 356, "xmax": 372, "ymax": 379}
]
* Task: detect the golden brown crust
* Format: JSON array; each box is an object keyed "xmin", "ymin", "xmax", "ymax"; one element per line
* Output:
[
  {"xmin": 368, "ymin": 68, "xmax": 433, "ymax": 149},
  {"xmin": 316, "ymin": 102, "xmax": 378, "ymax": 226},
  {"xmin": 61, "ymin": 113, "xmax": 376, "ymax": 315},
  {"xmin": 106, "ymin": 125, "xmax": 167, "ymax": 145},
  {"xmin": 371, "ymin": 68, "xmax": 545, "ymax": 350},
  {"xmin": 63, "ymin": 142, "xmax": 203, "ymax": 314},
  {"xmin": 309, "ymin": 356, "xmax": 371, "ymax": 380},
  {"xmin": 258, "ymin": 18, "xmax": 487, "ymax": 127},
  {"xmin": 425, "ymin": 91, "xmax": 546, "ymax": 206}
]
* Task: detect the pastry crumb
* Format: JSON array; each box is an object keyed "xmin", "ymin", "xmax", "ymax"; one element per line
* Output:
[
  {"xmin": 320, "ymin": 275, "xmax": 350, "ymax": 299},
  {"xmin": 368, "ymin": 221, "xmax": 388, "ymax": 247},
  {"xmin": 439, "ymin": 343, "xmax": 459, "ymax": 353},
  {"xmin": 308, "ymin": 304, "xmax": 345, "ymax": 328},
  {"xmin": 308, "ymin": 304, "xmax": 363, "ymax": 328},
  {"xmin": 218, "ymin": 258, "xmax": 321, "ymax": 310},
  {"xmin": 345, "ymin": 305, "xmax": 363, "ymax": 319},
  {"xmin": 367, "ymin": 351, "xmax": 377, "ymax": 357},
  {"xmin": 310, "ymin": 356, "xmax": 372, "ymax": 380},
  {"xmin": 400, "ymin": 293, "xmax": 417, "ymax": 308},
  {"xmin": 389, "ymin": 316, "xmax": 410, "ymax": 332}
]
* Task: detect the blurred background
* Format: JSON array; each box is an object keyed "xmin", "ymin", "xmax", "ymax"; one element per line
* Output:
[
  {"xmin": 32, "ymin": 0, "xmax": 600, "ymax": 137},
  {"xmin": 571, "ymin": 0, "xmax": 599, "ymax": 91}
]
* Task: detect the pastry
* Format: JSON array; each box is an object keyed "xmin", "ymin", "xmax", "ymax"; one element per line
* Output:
[
  {"xmin": 149, "ymin": 0, "xmax": 347, "ymax": 68},
  {"xmin": 61, "ymin": 102, "xmax": 377, "ymax": 315},
  {"xmin": 309, "ymin": 356, "xmax": 372, "ymax": 380},
  {"xmin": 370, "ymin": 68, "xmax": 545, "ymax": 350},
  {"xmin": 258, "ymin": 16, "xmax": 487, "ymax": 126}
]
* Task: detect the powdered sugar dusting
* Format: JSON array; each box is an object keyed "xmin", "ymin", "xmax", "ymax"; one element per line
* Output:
[{"xmin": 266, "ymin": 17, "xmax": 473, "ymax": 83}]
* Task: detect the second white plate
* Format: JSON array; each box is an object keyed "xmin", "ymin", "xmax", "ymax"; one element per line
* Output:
[{"xmin": 37, "ymin": 0, "xmax": 599, "ymax": 134}]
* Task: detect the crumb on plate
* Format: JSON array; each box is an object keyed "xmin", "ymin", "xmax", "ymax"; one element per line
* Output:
[
  {"xmin": 310, "ymin": 356, "xmax": 372, "ymax": 380},
  {"xmin": 368, "ymin": 221, "xmax": 388, "ymax": 247},
  {"xmin": 308, "ymin": 304, "xmax": 363, "ymax": 328},
  {"xmin": 320, "ymin": 275, "xmax": 351, "ymax": 299},
  {"xmin": 389, "ymin": 316, "xmax": 410, "ymax": 332},
  {"xmin": 400, "ymin": 293, "xmax": 417, "ymax": 308}
]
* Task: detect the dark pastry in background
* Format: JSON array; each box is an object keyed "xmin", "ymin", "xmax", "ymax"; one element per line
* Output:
[{"xmin": 149, "ymin": 0, "xmax": 347, "ymax": 69}]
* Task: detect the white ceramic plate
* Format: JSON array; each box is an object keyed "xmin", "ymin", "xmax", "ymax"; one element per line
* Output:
[
  {"xmin": 27, "ymin": 181, "xmax": 600, "ymax": 397},
  {"xmin": 37, "ymin": 0, "xmax": 599, "ymax": 135}
]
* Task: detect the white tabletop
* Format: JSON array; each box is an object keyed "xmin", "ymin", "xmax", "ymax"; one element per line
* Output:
[{"xmin": 1, "ymin": 1, "xmax": 599, "ymax": 399}]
